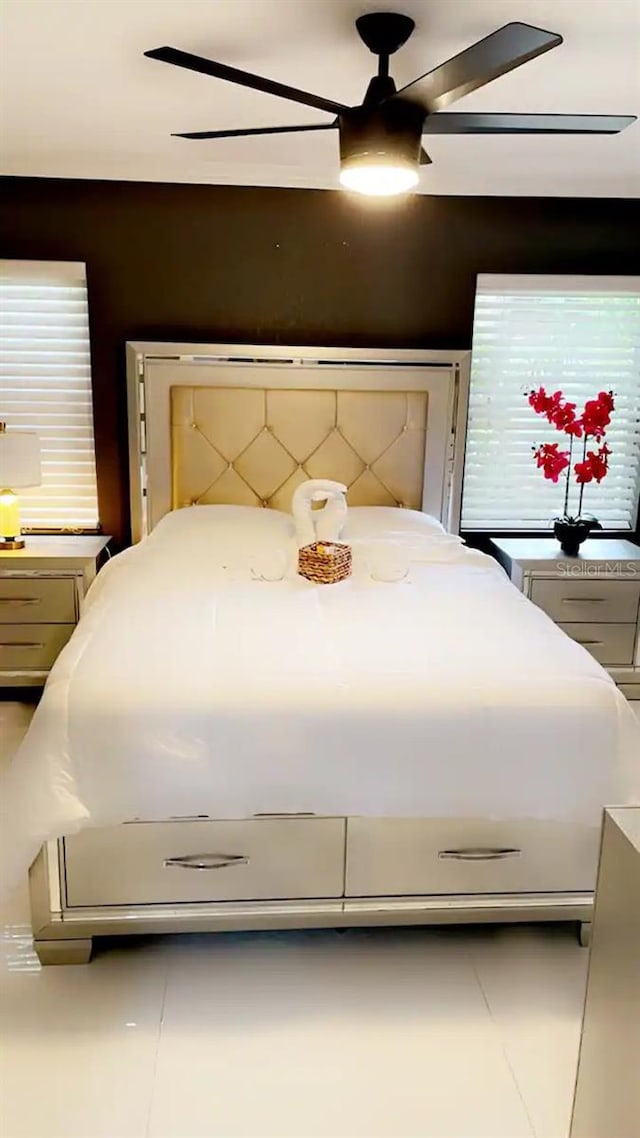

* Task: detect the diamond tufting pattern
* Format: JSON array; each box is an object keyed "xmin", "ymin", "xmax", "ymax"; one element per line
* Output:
[{"xmin": 171, "ymin": 386, "xmax": 428, "ymax": 511}]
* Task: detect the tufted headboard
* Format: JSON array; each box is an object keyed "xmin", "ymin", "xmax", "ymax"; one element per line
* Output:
[
  {"xmin": 126, "ymin": 342, "xmax": 470, "ymax": 541},
  {"xmin": 171, "ymin": 387, "xmax": 428, "ymax": 512}
]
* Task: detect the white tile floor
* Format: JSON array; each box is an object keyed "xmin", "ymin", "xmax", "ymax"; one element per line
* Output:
[{"xmin": 1, "ymin": 701, "xmax": 638, "ymax": 1138}]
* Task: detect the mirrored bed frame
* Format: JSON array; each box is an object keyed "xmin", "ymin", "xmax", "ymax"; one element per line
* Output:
[{"xmin": 28, "ymin": 341, "xmax": 594, "ymax": 964}]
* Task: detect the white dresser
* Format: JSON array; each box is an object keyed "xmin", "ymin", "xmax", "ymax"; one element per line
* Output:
[
  {"xmin": 490, "ymin": 539, "xmax": 640, "ymax": 700},
  {"xmin": 0, "ymin": 536, "xmax": 110, "ymax": 686}
]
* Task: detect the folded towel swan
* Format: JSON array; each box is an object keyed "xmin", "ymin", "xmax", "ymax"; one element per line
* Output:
[{"xmin": 292, "ymin": 479, "xmax": 348, "ymax": 548}]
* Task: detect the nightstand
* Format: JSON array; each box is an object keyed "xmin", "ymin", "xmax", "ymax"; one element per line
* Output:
[
  {"xmin": 490, "ymin": 538, "xmax": 640, "ymax": 700},
  {"xmin": 570, "ymin": 807, "xmax": 640, "ymax": 1138},
  {"xmin": 0, "ymin": 536, "xmax": 110, "ymax": 687}
]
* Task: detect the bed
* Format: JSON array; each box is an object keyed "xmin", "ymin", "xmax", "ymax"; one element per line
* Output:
[{"xmin": 4, "ymin": 341, "xmax": 639, "ymax": 964}]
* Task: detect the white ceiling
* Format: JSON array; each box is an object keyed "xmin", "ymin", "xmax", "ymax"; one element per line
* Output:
[{"xmin": 1, "ymin": 0, "xmax": 639, "ymax": 196}]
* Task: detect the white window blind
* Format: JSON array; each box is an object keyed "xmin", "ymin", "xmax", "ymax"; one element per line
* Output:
[
  {"xmin": 0, "ymin": 260, "xmax": 99, "ymax": 530},
  {"xmin": 461, "ymin": 275, "xmax": 640, "ymax": 531}
]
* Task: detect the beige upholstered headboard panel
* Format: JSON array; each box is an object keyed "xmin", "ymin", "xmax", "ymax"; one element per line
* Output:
[{"xmin": 171, "ymin": 386, "xmax": 429, "ymax": 511}]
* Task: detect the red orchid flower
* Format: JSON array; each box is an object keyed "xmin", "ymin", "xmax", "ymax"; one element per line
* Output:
[
  {"xmin": 527, "ymin": 387, "xmax": 582, "ymax": 436},
  {"xmin": 575, "ymin": 443, "xmax": 611, "ymax": 485},
  {"xmin": 574, "ymin": 460, "xmax": 593, "ymax": 484},
  {"xmin": 533, "ymin": 442, "xmax": 570, "ymax": 483},
  {"xmin": 597, "ymin": 391, "xmax": 615, "ymax": 414},
  {"xmin": 528, "ymin": 386, "xmax": 555, "ymax": 415},
  {"xmin": 551, "ymin": 400, "xmax": 581, "ymax": 435},
  {"xmin": 580, "ymin": 391, "xmax": 615, "ymax": 440}
]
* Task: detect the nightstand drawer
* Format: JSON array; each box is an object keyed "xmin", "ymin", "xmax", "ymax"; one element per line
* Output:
[
  {"xmin": 531, "ymin": 579, "xmax": 640, "ymax": 624},
  {"xmin": 0, "ymin": 624, "xmax": 74, "ymax": 670},
  {"xmin": 558, "ymin": 622, "xmax": 636, "ymax": 666},
  {"xmin": 0, "ymin": 577, "xmax": 76, "ymax": 623}
]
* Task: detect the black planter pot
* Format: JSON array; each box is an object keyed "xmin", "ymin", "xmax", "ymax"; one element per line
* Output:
[{"xmin": 553, "ymin": 517, "xmax": 592, "ymax": 556}]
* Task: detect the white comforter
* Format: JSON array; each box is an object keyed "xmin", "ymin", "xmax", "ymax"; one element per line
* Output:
[{"xmin": 2, "ymin": 507, "xmax": 639, "ymax": 895}]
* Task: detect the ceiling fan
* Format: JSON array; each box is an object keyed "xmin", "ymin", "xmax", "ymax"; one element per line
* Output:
[{"xmin": 145, "ymin": 13, "xmax": 636, "ymax": 197}]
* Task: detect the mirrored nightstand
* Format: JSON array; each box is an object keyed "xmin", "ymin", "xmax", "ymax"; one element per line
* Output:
[
  {"xmin": 490, "ymin": 538, "xmax": 640, "ymax": 700},
  {"xmin": 0, "ymin": 536, "xmax": 110, "ymax": 686}
]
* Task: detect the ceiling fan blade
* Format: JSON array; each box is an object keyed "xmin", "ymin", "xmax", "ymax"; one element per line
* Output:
[
  {"xmin": 419, "ymin": 146, "xmax": 432, "ymax": 165},
  {"xmin": 145, "ymin": 46, "xmax": 348, "ymax": 117},
  {"xmin": 422, "ymin": 112, "xmax": 638, "ymax": 135},
  {"xmin": 393, "ymin": 22, "xmax": 562, "ymax": 112},
  {"xmin": 173, "ymin": 123, "xmax": 338, "ymax": 140}
]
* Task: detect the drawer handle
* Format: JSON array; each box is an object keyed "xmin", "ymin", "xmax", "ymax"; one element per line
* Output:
[
  {"xmin": 438, "ymin": 847, "xmax": 521, "ymax": 861},
  {"xmin": 575, "ymin": 639, "xmax": 603, "ymax": 647},
  {"xmin": 0, "ymin": 597, "xmax": 42, "ymax": 606},
  {"xmin": 0, "ymin": 641, "xmax": 44, "ymax": 649},
  {"xmin": 163, "ymin": 853, "xmax": 249, "ymax": 871},
  {"xmin": 562, "ymin": 597, "xmax": 606, "ymax": 604},
  {"xmin": 253, "ymin": 811, "xmax": 316, "ymax": 818}
]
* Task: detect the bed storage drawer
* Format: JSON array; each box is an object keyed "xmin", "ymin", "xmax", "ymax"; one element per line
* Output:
[
  {"xmin": 530, "ymin": 579, "xmax": 640, "ymax": 625},
  {"xmin": 557, "ymin": 622, "xmax": 636, "ymax": 666},
  {"xmin": 345, "ymin": 819, "xmax": 599, "ymax": 897},
  {"xmin": 0, "ymin": 577, "xmax": 76, "ymax": 623},
  {"xmin": 63, "ymin": 817, "xmax": 346, "ymax": 907}
]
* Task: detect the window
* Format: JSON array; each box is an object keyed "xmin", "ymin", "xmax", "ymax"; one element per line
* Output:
[
  {"xmin": 461, "ymin": 275, "xmax": 640, "ymax": 532},
  {"xmin": 0, "ymin": 260, "xmax": 99, "ymax": 530}
]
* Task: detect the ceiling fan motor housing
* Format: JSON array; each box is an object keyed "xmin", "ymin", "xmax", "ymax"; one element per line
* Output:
[{"xmin": 339, "ymin": 100, "xmax": 425, "ymax": 170}]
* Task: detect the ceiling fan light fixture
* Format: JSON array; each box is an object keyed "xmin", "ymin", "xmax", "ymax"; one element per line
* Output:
[
  {"xmin": 339, "ymin": 157, "xmax": 419, "ymax": 196},
  {"xmin": 338, "ymin": 102, "xmax": 424, "ymax": 197}
]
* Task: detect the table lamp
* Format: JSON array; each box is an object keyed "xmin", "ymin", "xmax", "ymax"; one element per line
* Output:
[{"xmin": 0, "ymin": 422, "xmax": 42, "ymax": 549}]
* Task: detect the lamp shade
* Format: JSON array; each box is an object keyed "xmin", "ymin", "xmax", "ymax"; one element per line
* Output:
[{"xmin": 0, "ymin": 426, "xmax": 42, "ymax": 488}]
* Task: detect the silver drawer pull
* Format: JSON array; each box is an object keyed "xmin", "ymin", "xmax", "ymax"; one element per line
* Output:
[
  {"xmin": 438, "ymin": 847, "xmax": 521, "ymax": 861},
  {"xmin": 576, "ymin": 639, "xmax": 603, "ymax": 647},
  {"xmin": 562, "ymin": 597, "xmax": 605, "ymax": 604},
  {"xmin": 0, "ymin": 641, "xmax": 44, "ymax": 649},
  {"xmin": 0, "ymin": 597, "xmax": 41, "ymax": 606},
  {"xmin": 253, "ymin": 811, "xmax": 316, "ymax": 818},
  {"xmin": 163, "ymin": 853, "xmax": 249, "ymax": 871}
]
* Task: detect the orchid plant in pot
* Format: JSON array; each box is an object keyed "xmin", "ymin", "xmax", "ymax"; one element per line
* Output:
[{"xmin": 526, "ymin": 387, "xmax": 615, "ymax": 555}]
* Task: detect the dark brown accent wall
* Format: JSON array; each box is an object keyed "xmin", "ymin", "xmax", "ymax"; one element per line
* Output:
[{"xmin": 1, "ymin": 176, "xmax": 639, "ymax": 546}]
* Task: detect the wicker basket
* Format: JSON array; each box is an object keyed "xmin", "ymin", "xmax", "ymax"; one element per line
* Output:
[{"xmin": 298, "ymin": 541, "xmax": 352, "ymax": 585}]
